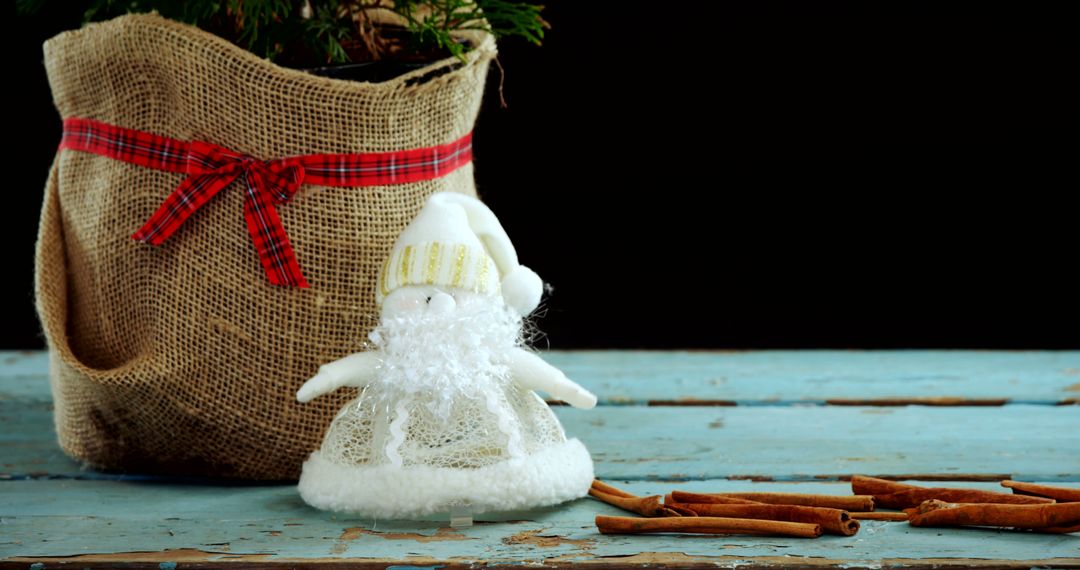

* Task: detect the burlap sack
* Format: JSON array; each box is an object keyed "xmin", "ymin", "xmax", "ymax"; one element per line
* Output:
[{"xmin": 34, "ymin": 13, "xmax": 495, "ymax": 479}]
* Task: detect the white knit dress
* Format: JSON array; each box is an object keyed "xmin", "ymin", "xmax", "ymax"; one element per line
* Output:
[{"xmin": 297, "ymin": 374, "xmax": 594, "ymax": 518}]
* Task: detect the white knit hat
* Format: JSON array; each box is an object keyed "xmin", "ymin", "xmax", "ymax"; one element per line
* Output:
[{"xmin": 375, "ymin": 192, "xmax": 544, "ymax": 316}]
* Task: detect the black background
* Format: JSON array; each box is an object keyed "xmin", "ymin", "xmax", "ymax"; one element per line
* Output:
[{"xmin": 10, "ymin": 2, "xmax": 1076, "ymax": 349}]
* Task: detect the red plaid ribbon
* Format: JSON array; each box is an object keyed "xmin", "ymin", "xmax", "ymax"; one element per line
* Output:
[{"xmin": 58, "ymin": 117, "xmax": 474, "ymax": 288}]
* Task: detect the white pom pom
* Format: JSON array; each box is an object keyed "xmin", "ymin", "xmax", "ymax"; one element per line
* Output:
[{"xmin": 501, "ymin": 265, "xmax": 543, "ymax": 316}]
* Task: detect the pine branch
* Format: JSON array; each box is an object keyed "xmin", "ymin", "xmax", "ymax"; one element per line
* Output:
[{"xmin": 22, "ymin": 0, "xmax": 546, "ymax": 66}]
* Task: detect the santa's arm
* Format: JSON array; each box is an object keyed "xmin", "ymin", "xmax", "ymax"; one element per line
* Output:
[
  {"xmin": 509, "ymin": 348, "xmax": 597, "ymax": 409},
  {"xmin": 296, "ymin": 351, "xmax": 381, "ymax": 403}
]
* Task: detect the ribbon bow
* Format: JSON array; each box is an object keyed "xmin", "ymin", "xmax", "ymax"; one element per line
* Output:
[
  {"xmin": 131, "ymin": 141, "xmax": 310, "ymax": 287},
  {"xmin": 58, "ymin": 117, "xmax": 475, "ymax": 289}
]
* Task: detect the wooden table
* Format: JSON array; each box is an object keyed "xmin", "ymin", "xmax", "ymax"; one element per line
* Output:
[{"xmin": 2, "ymin": 350, "xmax": 1079, "ymax": 568}]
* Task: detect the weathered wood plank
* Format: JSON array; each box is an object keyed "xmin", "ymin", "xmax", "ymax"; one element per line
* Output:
[
  {"xmin": 4, "ymin": 398, "xmax": 1078, "ymax": 482},
  {"xmin": 3, "ymin": 479, "xmax": 1079, "ymax": 565},
  {"xmin": 5, "ymin": 557, "xmax": 1076, "ymax": 570},
  {"xmin": 0, "ymin": 351, "xmax": 51, "ymax": 401},
  {"xmin": 545, "ymin": 350, "xmax": 1080, "ymax": 405},
  {"xmin": 3, "ymin": 351, "xmax": 1079, "ymax": 567},
  {"xmin": 0, "ymin": 351, "xmax": 48, "ymax": 379},
  {"xmin": 6, "ymin": 350, "xmax": 1080, "ymax": 405},
  {"xmin": 563, "ymin": 405, "xmax": 1080, "ymax": 482}
]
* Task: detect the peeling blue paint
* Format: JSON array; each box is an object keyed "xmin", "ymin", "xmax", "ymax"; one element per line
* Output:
[
  {"xmin": 4, "ymin": 350, "xmax": 1080, "ymax": 567},
  {"xmin": 5, "ymin": 402, "xmax": 1079, "ymax": 482},
  {"xmin": 6, "ymin": 350, "xmax": 1080, "ymax": 406},
  {"xmin": 544, "ymin": 350, "xmax": 1080, "ymax": 404},
  {"xmin": 3, "ymin": 479, "xmax": 1079, "ymax": 563}
]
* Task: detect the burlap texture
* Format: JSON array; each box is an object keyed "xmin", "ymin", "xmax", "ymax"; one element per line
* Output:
[{"xmin": 34, "ymin": 13, "xmax": 495, "ymax": 479}]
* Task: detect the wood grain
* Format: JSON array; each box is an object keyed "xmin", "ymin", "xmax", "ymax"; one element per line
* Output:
[
  {"xmin": 4, "ymin": 479, "xmax": 1080, "ymax": 565},
  {"xmin": 3, "ymin": 350, "xmax": 1079, "ymax": 568},
  {"xmin": 6, "ymin": 350, "xmax": 1080, "ymax": 405}
]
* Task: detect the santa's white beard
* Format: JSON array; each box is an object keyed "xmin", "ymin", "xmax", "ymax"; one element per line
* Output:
[{"xmin": 364, "ymin": 294, "xmax": 524, "ymax": 417}]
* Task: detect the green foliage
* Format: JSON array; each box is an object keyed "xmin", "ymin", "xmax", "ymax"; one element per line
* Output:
[
  {"xmin": 395, "ymin": 0, "xmax": 547, "ymax": 61},
  {"xmin": 17, "ymin": 0, "xmax": 547, "ymax": 66},
  {"xmin": 306, "ymin": 3, "xmax": 354, "ymax": 64}
]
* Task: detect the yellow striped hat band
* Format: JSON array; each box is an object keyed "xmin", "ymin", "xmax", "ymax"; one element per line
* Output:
[{"xmin": 376, "ymin": 242, "xmax": 501, "ymax": 305}]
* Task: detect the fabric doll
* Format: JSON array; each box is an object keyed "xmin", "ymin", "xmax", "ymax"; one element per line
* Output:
[{"xmin": 295, "ymin": 192, "xmax": 597, "ymax": 519}]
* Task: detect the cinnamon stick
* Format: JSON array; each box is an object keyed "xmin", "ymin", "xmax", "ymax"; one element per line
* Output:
[
  {"xmin": 595, "ymin": 515, "xmax": 822, "ymax": 538},
  {"xmin": 1001, "ymin": 481, "xmax": 1080, "ymax": 502},
  {"xmin": 660, "ymin": 493, "xmax": 701, "ymax": 516},
  {"xmin": 876, "ymin": 488, "xmax": 1054, "ymax": 510},
  {"xmin": 851, "ymin": 475, "xmax": 916, "ymax": 496},
  {"xmin": 851, "ymin": 512, "xmax": 909, "ymax": 522},
  {"xmin": 667, "ymin": 502, "xmax": 859, "ymax": 536},
  {"xmin": 673, "ymin": 491, "xmax": 874, "ymax": 512},
  {"xmin": 589, "ymin": 488, "xmax": 668, "ymax": 517},
  {"xmin": 592, "ymin": 479, "xmax": 636, "ymax": 498},
  {"xmin": 1039, "ymin": 523, "xmax": 1080, "ymax": 534},
  {"xmin": 906, "ymin": 499, "xmax": 1080, "ymax": 530},
  {"xmin": 852, "ymin": 475, "xmax": 1055, "ymax": 509},
  {"xmin": 664, "ymin": 504, "xmax": 700, "ymax": 517},
  {"xmin": 670, "ymin": 491, "xmax": 760, "ymax": 505},
  {"xmin": 589, "ymin": 480, "xmax": 686, "ymax": 517}
]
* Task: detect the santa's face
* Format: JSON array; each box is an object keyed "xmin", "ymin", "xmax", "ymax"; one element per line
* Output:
[
  {"xmin": 369, "ymin": 286, "xmax": 523, "ymax": 399},
  {"xmin": 380, "ymin": 285, "xmax": 458, "ymax": 320}
]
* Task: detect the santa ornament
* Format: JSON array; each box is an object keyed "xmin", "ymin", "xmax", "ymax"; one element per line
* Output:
[{"xmin": 296, "ymin": 192, "xmax": 597, "ymax": 519}]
